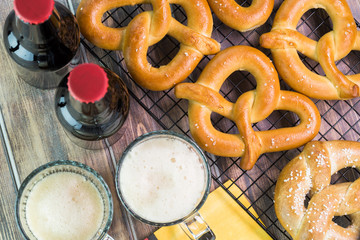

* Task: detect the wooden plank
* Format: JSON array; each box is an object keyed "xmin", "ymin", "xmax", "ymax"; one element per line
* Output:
[
  {"xmin": 351, "ymin": 0, "xmax": 360, "ymax": 19},
  {"xmin": 0, "ymin": 114, "xmax": 22, "ymax": 240}
]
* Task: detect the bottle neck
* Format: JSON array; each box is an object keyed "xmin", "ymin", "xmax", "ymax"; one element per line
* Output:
[
  {"xmin": 14, "ymin": 7, "xmax": 60, "ymax": 45},
  {"xmin": 68, "ymin": 93, "xmax": 111, "ymax": 122}
]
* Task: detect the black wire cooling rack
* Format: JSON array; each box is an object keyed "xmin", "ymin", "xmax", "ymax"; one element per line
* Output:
[{"xmin": 79, "ymin": 1, "xmax": 360, "ymax": 239}]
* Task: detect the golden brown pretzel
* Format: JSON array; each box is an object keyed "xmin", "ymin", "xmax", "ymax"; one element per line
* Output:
[
  {"xmin": 275, "ymin": 141, "xmax": 360, "ymax": 239},
  {"xmin": 76, "ymin": 0, "xmax": 220, "ymax": 91},
  {"xmin": 260, "ymin": 0, "xmax": 360, "ymax": 100},
  {"xmin": 208, "ymin": 0, "xmax": 274, "ymax": 32},
  {"xmin": 174, "ymin": 46, "xmax": 321, "ymax": 170}
]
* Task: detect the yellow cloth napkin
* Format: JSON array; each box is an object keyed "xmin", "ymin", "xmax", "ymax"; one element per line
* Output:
[{"xmin": 148, "ymin": 181, "xmax": 272, "ymax": 240}]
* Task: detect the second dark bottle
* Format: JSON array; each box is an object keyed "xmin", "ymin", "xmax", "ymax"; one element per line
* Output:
[{"xmin": 55, "ymin": 63, "xmax": 130, "ymax": 149}]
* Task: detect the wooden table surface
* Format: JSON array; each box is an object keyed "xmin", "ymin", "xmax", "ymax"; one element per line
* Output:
[{"xmin": 0, "ymin": 0, "xmax": 359, "ymax": 240}]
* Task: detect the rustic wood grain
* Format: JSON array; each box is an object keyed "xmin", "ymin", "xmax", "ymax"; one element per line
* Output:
[
  {"xmin": 0, "ymin": 0, "xmax": 359, "ymax": 239},
  {"xmin": 351, "ymin": 0, "xmax": 360, "ymax": 19},
  {"xmin": 0, "ymin": 129, "xmax": 22, "ymax": 239}
]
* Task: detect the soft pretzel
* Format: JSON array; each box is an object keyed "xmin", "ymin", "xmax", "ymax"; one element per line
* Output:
[
  {"xmin": 76, "ymin": 0, "xmax": 220, "ymax": 91},
  {"xmin": 260, "ymin": 0, "xmax": 360, "ymax": 100},
  {"xmin": 208, "ymin": 0, "xmax": 274, "ymax": 32},
  {"xmin": 275, "ymin": 141, "xmax": 360, "ymax": 239},
  {"xmin": 174, "ymin": 46, "xmax": 321, "ymax": 170}
]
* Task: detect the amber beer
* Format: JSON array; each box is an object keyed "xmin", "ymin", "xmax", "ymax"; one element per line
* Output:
[
  {"xmin": 116, "ymin": 131, "xmax": 213, "ymax": 224},
  {"xmin": 16, "ymin": 161, "xmax": 113, "ymax": 240},
  {"xmin": 26, "ymin": 172, "xmax": 105, "ymax": 240}
]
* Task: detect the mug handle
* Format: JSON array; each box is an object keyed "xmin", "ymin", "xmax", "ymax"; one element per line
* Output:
[
  {"xmin": 102, "ymin": 234, "xmax": 114, "ymax": 240},
  {"xmin": 180, "ymin": 212, "xmax": 215, "ymax": 240}
]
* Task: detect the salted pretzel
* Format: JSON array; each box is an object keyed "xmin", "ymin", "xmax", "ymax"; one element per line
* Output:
[
  {"xmin": 174, "ymin": 46, "xmax": 320, "ymax": 170},
  {"xmin": 275, "ymin": 141, "xmax": 360, "ymax": 239},
  {"xmin": 260, "ymin": 0, "xmax": 360, "ymax": 100},
  {"xmin": 76, "ymin": 0, "xmax": 220, "ymax": 91},
  {"xmin": 207, "ymin": 0, "xmax": 274, "ymax": 32}
]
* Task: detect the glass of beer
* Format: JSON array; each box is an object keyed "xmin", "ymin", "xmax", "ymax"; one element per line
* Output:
[
  {"xmin": 116, "ymin": 130, "xmax": 215, "ymax": 240},
  {"xmin": 16, "ymin": 160, "xmax": 114, "ymax": 240}
]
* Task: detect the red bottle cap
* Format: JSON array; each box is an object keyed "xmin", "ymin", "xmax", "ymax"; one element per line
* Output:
[
  {"xmin": 14, "ymin": 0, "xmax": 55, "ymax": 24},
  {"xmin": 68, "ymin": 63, "xmax": 109, "ymax": 104}
]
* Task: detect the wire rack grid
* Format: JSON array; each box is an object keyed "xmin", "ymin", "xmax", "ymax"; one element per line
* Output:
[{"xmin": 80, "ymin": 1, "xmax": 360, "ymax": 239}]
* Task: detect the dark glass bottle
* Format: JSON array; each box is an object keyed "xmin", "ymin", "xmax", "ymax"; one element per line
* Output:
[
  {"xmin": 55, "ymin": 63, "xmax": 130, "ymax": 149},
  {"xmin": 3, "ymin": 0, "xmax": 80, "ymax": 89}
]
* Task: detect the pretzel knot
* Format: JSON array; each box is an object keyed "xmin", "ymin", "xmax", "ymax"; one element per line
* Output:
[
  {"xmin": 275, "ymin": 141, "xmax": 360, "ymax": 239},
  {"xmin": 260, "ymin": 0, "xmax": 360, "ymax": 100},
  {"xmin": 76, "ymin": 0, "xmax": 220, "ymax": 91},
  {"xmin": 208, "ymin": 0, "xmax": 274, "ymax": 32},
  {"xmin": 175, "ymin": 46, "xmax": 321, "ymax": 170}
]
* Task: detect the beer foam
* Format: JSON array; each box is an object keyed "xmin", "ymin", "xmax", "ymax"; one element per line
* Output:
[
  {"xmin": 119, "ymin": 136, "xmax": 207, "ymax": 223},
  {"xmin": 26, "ymin": 172, "xmax": 104, "ymax": 240}
]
